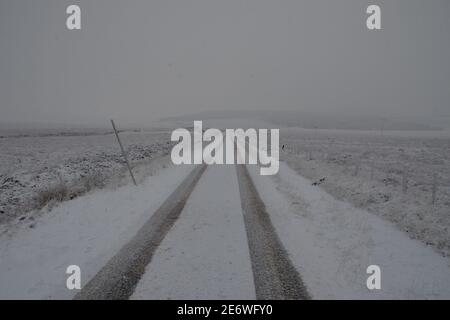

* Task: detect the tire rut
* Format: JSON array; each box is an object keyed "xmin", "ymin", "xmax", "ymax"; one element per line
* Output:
[
  {"xmin": 236, "ymin": 164, "xmax": 310, "ymax": 300},
  {"xmin": 74, "ymin": 164, "xmax": 207, "ymax": 300}
]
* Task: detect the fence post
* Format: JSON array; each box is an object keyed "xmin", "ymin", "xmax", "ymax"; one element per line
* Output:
[
  {"xmin": 111, "ymin": 119, "xmax": 137, "ymax": 186},
  {"xmin": 431, "ymin": 173, "xmax": 437, "ymax": 205},
  {"xmin": 402, "ymin": 169, "xmax": 408, "ymax": 193},
  {"xmin": 353, "ymin": 161, "xmax": 360, "ymax": 176},
  {"xmin": 370, "ymin": 163, "xmax": 375, "ymax": 180}
]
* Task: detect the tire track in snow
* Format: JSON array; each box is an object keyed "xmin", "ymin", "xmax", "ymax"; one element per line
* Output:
[
  {"xmin": 74, "ymin": 164, "xmax": 206, "ymax": 300},
  {"xmin": 236, "ymin": 164, "xmax": 310, "ymax": 300}
]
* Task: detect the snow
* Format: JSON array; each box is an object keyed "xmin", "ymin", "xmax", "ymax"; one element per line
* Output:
[
  {"xmin": 1, "ymin": 123, "xmax": 449, "ymax": 300},
  {"xmin": 0, "ymin": 130, "xmax": 174, "ymax": 223},
  {"xmin": 280, "ymin": 128, "xmax": 450, "ymax": 257},
  {"xmin": 247, "ymin": 161, "xmax": 450, "ymax": 299},
  {"xmin": 0, "ymin": 163, "xmax": 192, "ymax": 299},
  {"xmin": 131, "ymin": 165, "xmax": 256, "ymax": 300}
]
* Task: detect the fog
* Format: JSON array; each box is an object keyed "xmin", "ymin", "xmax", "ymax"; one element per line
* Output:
[{"xmin": 0, "ymin": 0, "xmax": 449, "ymax": 127}]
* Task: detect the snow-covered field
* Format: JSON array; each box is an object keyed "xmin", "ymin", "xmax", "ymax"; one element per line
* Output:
[
  {"xmin": 0, "ymin": 129, "xmax": 174, "ymax": 225},
  {"xmin": 280, "ymin": 128, "xmax": 450, "ymax": 258},
  {"xmin": 0, "ymin": 124, "xmax": 449, "ymax": 299}
]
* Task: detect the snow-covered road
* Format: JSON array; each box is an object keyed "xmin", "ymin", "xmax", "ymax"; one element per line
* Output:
[
  {"xmin": 132, "ymin": 165, "xmax": 255, "ymax": 299},
  {"xmin": 0, "ymin": 159, "xmax": 449, "ymax": 299}
]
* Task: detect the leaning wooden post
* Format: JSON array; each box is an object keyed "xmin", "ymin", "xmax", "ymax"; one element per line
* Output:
[{"xmin": 111, "ymin": 119, "xmax": 137, "ymax": 186}]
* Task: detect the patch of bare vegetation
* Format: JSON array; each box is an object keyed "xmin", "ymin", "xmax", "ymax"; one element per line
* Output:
[{"xmin": 33, "ymin": 172, "xmax": 107, "ymax": 211}]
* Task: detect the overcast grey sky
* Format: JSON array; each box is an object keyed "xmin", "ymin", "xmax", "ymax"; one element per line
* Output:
[{"xmin": 0, "ymin": 0, "xmax": 449, "ymax": 126}]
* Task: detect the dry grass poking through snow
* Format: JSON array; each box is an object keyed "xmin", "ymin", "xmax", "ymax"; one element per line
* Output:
[
  {"xmin": 0, "ymin": 130, "xmax": 174, "ymax": 224},
  {"xmin": 281, "ymin": 128, "xmax": 450, "ymax": 257}
]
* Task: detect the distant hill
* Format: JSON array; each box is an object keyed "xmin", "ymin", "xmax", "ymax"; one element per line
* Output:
[{"xmin": 163, "ymin": 110, "xmax": 443, "ymax": 131}]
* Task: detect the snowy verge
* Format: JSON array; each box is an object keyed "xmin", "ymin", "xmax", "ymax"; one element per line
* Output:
[
  {"xmin": 0, "ymin": 163, "xmax": 193, "ymax": 299},
  {"xmin": 247, "ymin": 162, "xmax": 450, "ymax": 299}
]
